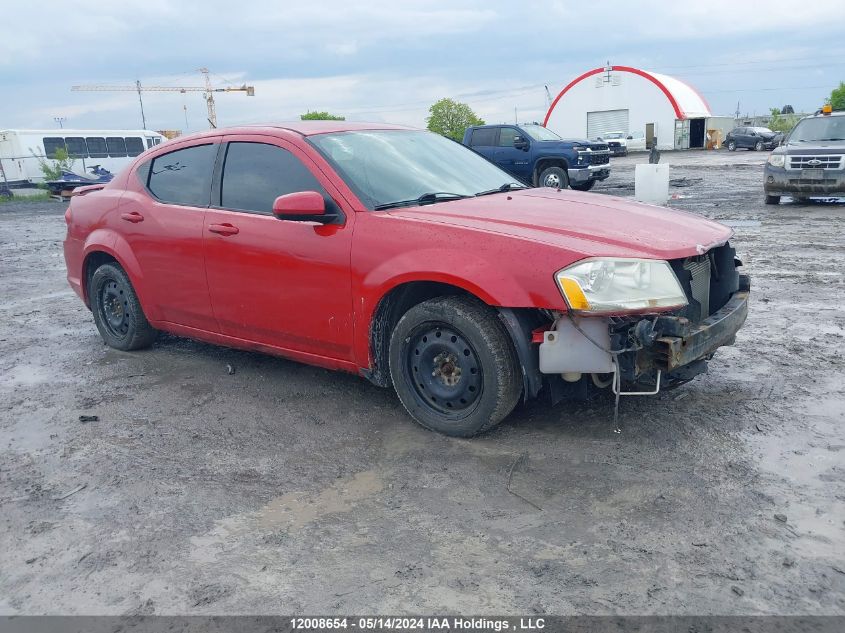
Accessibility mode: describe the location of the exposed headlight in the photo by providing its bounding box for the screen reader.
[767,154,785,167]
[555,258,688,313]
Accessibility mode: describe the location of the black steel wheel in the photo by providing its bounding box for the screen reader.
[388,296,522,437]
[404,324,483,416]
[90,262,158,351]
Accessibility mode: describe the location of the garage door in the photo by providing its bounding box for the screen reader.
[587,109,630,140]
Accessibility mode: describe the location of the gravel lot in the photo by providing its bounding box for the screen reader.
[1,149,843,615]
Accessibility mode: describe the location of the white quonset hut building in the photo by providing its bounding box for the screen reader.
[544,65,731,151]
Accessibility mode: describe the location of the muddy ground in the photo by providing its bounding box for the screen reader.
[1,149,843,615]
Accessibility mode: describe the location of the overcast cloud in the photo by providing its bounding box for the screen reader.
[1,0,844,131]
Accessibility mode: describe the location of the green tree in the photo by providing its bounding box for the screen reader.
[300,111,345,121]
[32,146,75,181]
[830,82,845,111]
[768,108,800,134]
[426,98,484,141]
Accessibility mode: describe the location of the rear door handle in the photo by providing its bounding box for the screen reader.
[120,211,144,223]
[208,223,239,236]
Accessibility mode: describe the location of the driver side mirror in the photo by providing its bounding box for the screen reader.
[626,135,633,140]
[513,136,529,150]
[272,191,333,223]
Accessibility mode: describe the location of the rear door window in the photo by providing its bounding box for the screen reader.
[220,142,327,214]
[470,128,497,147]
[147,143,217,207]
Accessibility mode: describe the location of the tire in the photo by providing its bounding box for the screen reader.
[764,194,781,205]
[90,262,158,351]
[539,166,569,189]
[727,141,736,151]
[570,179,596,192]
[388,296,522,437]
[754,141,764,151]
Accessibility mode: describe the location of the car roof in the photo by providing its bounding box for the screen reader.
[243,121,416,136]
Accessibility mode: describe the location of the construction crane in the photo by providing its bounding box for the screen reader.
[71,68,255,130]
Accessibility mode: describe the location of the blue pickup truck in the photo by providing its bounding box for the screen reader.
[461,123,611,191]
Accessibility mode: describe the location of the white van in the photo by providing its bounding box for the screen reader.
[0,129,167,186]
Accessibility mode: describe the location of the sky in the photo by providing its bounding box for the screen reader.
[1,0,844,133]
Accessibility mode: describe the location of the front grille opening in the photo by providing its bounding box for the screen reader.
[670,243,740,323]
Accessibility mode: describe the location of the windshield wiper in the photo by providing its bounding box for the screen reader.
[475,182,527,197]
[373,192,470,211]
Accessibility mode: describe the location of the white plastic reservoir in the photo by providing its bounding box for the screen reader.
[634,164,670,205]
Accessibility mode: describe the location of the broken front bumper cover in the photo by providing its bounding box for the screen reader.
[538,276,750,386]
[642,287,749,373]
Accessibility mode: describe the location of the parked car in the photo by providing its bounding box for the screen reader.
[725,126,781,151]
[462,123,610,191]
[64,122,750,437]
[596,131,628,156]
[763,107,845,204]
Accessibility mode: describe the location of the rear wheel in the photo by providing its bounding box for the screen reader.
[570,180,596,192]
[90,263,158,351]
[539,166,569,189]
[727,140,736,151]
[388,296,522,437]
[764,194,781,205]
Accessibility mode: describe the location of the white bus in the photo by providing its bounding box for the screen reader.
[0,129,167,186]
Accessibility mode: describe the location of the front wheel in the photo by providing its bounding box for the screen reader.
[388,296,522,437]
[90,262,158,350]
[539,166,569,189]
[727,141,736,151]
[754,141,764,151]
[570,179,596,192]
[764,194,781,205]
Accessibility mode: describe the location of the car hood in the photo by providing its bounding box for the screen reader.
[387,188,732,260]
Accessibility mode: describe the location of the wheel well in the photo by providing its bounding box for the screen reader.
[533,158,569,186]
[82,251,119,305]
[365,281,478,388]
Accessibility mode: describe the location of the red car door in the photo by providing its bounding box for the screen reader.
[118,140,219,331]
[203,135,356,362]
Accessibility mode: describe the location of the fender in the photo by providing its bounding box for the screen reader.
[352,247,536,369]
[81,232,160,321]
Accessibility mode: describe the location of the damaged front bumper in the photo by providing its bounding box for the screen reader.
[536,274,750,396]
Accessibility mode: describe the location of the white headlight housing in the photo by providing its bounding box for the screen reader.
[767,154,785,167]
[555,258,688,314]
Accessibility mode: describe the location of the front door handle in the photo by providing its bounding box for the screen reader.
[208,223,239,236]
[120,211,144,223]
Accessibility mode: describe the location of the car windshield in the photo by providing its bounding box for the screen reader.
[752,127,774,134]
[309,130,523,209]
[521,124,561,141]
[789,116,845,142]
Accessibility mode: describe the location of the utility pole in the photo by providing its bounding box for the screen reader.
[514,107,518,124]
[136,80,147,130]
[53,117,66,128]
[544,85,553,109]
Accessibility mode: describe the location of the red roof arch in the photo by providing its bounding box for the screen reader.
[543,65,688,126]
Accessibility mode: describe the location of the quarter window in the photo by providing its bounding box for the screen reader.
[125,137,144,156]
[86,137,108,158]
[220,142,326,214]
[106,137,127,157]
[147,143,217,207]
[43,137,66,158]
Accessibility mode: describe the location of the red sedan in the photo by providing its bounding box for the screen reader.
[63,122,749,436]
